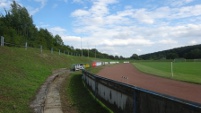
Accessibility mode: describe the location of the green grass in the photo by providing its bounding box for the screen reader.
[64,72,112,113]
[85,66,104,74]
[133,62,201,84]
[0,47,93,113]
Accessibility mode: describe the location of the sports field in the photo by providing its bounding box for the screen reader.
[133,61,201,84]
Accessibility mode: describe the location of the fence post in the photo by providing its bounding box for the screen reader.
[25,42,27,50]
[1,36,4,46]
[59,49,60,55]
[51,47,53,54]
[40,45,42,54]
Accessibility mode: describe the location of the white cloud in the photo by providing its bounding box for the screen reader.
[47,26,83,48]
[73,0,83,4]
[158,39,178,44]
[34,0,47,8]
[36,22,50,29]
[169,5,201,19]
[29,0,47,15]
[69,0,201,57]
[0,0,12,14]
[63,35,81,41]
[71,9,90,17]
[137,49,142,52]
[189,40,197,45]
[133,9,155,24]
[62,35,83,49]
[0,0,11,8]
[169,0,194,7]
[99,38,153,46]
[49,26,67,36]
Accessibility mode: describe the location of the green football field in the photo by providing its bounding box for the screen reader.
[133,61,201,84]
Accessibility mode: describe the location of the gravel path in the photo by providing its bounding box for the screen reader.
[97,63,201,104]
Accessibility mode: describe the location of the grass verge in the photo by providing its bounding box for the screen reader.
[61,71,112,113]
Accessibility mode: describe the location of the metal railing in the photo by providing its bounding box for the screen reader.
[82,70,201,113]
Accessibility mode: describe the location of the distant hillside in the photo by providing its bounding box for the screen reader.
[139,44,201,60]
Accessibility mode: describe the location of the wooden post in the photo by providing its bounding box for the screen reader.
[1,36,4,46]
[40,45,42,54]
[25,42,27,50]
[51,47,53,54]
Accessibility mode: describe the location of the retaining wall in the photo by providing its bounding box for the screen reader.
[82,70,201,113]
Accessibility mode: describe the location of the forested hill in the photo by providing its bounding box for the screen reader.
[0,1,123,60]
[139,44,201,60]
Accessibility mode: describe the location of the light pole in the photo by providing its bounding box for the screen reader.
[87,42,89,58]
[95,45,96,59]
[81,37,83,57]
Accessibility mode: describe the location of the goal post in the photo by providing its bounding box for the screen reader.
[171,62,174,78]
[173,58,186,62]
[194,59,201,62]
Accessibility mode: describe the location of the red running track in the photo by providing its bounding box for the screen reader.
[97,63,201,104]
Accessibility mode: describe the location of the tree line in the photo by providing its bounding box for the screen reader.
[139,44,201,60]
[0,1,126,60]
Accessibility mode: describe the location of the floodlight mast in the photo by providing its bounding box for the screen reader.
[81,37,83,57]
[87,42,89,58]
[95,45,96,59]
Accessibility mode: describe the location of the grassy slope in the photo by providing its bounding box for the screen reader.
[0,47,93,113]
[133,62,201,84]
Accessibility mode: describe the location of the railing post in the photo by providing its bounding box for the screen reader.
[133,90,138,113]
[95,77,98,97]
[1,36,4,46]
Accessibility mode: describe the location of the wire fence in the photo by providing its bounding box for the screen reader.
[0,36,84,57]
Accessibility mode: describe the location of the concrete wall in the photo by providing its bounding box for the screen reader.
[82,70,201,113]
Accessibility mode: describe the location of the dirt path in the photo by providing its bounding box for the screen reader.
[30,68,69,113]
[97,63,201,104]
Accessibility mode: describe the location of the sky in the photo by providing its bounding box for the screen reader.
[1,0,201,57]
